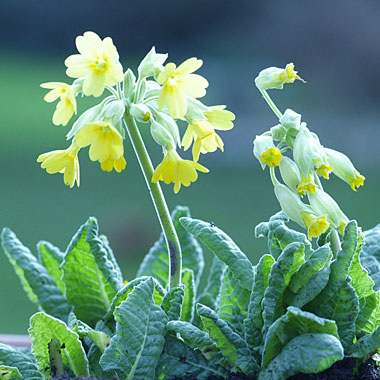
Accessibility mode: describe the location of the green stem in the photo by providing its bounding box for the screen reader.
[330,229,341,257]
[261,89,283,119]
[123,114,182,288]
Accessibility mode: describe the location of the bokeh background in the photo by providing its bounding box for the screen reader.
[0,0,379,333]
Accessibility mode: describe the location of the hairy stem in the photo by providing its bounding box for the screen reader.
[260,89,283,119]
[123,114,182,288]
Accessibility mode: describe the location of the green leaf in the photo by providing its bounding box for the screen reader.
[37,241,65,295]
[0,366,21,380]
[29,312,89,378]
[255,212,312,259]
[350,323,380,359]
[157,335,228,380]
[180,217,254,291]
[104,276,165,321]
[197,304,259,374]
[197,255,226,310]
[218,268,250,337]
[244,254,275,356]
[360,223,380,290]
[0,344,42,380]
[356,290,380,334]
[262,242,305,337]
[137,206,204,288]
[161,284,184,321]
[62,217,123,326]
[100,278,168,380]
[258,333,344,380]
[87,344,113,380]
[181,269,196,323]
[166,321,227,367]
[99,234,124,286]
[262,306,339,369]
[1,228,71,322]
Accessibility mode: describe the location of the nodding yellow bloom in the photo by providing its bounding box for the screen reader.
[297,172,317,196]
[182,106,235,161]
[157,57,209,119]
[37,144,80,188]
[300,211,330,240]
[65,31,123,97]
[280,63,304,84]
[316,163,333,179]
[348,174,365,191]
[75,121,125,169]
[124,280,129,286]
[41,82,77,126]
[261,148,282,167]
[100,156,126,173]
[152,148,209,193]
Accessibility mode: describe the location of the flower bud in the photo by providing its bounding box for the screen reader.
[129,103,152,123]
[150,120,176,149]
[325,148,365,191]
[101,99,125,124]
[255,63,304,91]
[253,135,282,169]
[154,111,181,146]
[308,189,349,234]
[123,69,136,98]
[138,46,168,79]
[185,97,209,122]
[279,156,301,192]
[280,108,301,130]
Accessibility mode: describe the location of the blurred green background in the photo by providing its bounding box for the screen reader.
[1,0,380,333]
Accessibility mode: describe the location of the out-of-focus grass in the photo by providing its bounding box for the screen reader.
[0,53,378,333]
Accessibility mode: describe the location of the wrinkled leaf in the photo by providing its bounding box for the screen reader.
[181,269,196,323]
[0,366,21,380]
[161,284,184,321]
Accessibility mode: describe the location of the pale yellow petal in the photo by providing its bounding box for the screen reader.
[76,31,102,58]
[181,74,208,98]
[192,139,202,161]
[105,62,124,85]
[165,88,187,119]
[102,37,119,62]
[157,63,176,84]
[205,108,235,130]
[181,126,195,150]
[83,72,106,97]
[176,58,203,75]
[65,55,92,78]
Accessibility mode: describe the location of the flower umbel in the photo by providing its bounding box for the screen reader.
[152,148,209,193]
[65,31,123,97]
[157,57,209,119]
[75,121,125,171]
[37,144,80,188]
[40,82,77,126]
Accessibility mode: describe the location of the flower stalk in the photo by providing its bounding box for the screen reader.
[123,114,182,288]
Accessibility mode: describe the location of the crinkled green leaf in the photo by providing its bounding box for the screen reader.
[255,212,312,259]
[62,217,123,326]
[29,312,89,378]
[218,268,250,337]
[356,290,380,334]
[180,218,254,291]
[350,323,380,358]
[197,255,226,310]
[1,228,71,322]
[262,242,305,337]
[197,304,259,374]
[157,335,228,380]
[99,234,124,286]
[258,333,344,380]
[181,269,196,322]
[166,321,227,367]
[262,306,339,369]
[37,241,65,295]
[100,278,168,380]
[244,254,275,356]
[161,284,184,321]
[360,223,380,290]
[104,276,165,321]
[0,344,42,380]
[0,366,21,380]
[137,206,204,288]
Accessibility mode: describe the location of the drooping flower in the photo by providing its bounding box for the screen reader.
[152,148,209,193]
[300,211,330,240]
[296,172,317,196]
[100,156,127,173]
[253,135,282,169]
[74,121,125,169]
[157,57,209,119]
[261,148,282,168]
[37,144,80,188]
[65,31,123,97]
[40,82,77,126]
[182,106,235,161]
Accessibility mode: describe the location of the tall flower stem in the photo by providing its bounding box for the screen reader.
[260,89,283,119]
[123,113,182,288]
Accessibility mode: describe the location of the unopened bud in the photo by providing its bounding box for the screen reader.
[279,156,301,192]
[130,103,152,123]
[138,46,168,79]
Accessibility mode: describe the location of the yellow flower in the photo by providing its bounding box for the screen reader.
[75,121,125,166]
[279,63,304,83]
[300,211,330,240]
[315,163,333,179]
[37,144,80,188]
[40,82,77,126]
[182,106,235,161]
[157,57,209,119]
[347,174,365,191]
[100,156,127,173]
[65,31,123,97]
[260,148,282,168]
[152,148,209,193]
[296,172,317,196]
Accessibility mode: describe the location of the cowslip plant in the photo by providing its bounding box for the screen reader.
[1,57,379,380]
